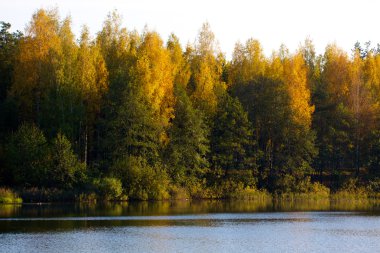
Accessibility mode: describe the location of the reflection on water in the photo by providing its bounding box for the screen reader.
[1,200,380,253]
[2,198,380,218]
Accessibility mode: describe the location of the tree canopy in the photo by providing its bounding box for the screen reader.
[1,8,380,200]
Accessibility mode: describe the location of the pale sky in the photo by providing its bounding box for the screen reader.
[1,0,379,59]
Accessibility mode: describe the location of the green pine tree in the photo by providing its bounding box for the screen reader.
[210,93,258,173]
[5,123,50,186]
[165,84,209,185]
[108,86,161,166]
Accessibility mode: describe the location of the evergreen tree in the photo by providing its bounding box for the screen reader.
[108,86,161,166]
[210,93,257,173]
[165,85,209,185]
[5,123,50,186]
[0,22,22,136]
[233,76,316,192]
[313,44,353,176]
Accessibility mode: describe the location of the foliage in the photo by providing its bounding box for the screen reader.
[189,22,224,115]
[367,178,380,193]
[229,39,266,85]
[0,22,22,136]
[210,93,258,173]
[10,9,62,123]
[165,84,209,186]
[168,185,190,200]
[111,156,170,200]
[0,188,22,203]
[130,30,174,128]
[5,123,50,186]
[50,133,86,189]
[232,76,316,193]
[94,177,124,200]
[107,87,162,165]
[333,178,368,199]
[3,8,380,201]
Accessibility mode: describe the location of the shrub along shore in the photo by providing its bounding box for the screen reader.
[2,177,380,203]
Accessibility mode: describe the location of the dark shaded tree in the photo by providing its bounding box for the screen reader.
[5,124,50,186]
[165,85,209,185]
[210,93,258,173]
[49,133,86,189]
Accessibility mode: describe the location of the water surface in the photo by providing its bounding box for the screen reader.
[1,200,380,253]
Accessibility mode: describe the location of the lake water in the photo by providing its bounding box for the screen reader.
[1,200,380,253]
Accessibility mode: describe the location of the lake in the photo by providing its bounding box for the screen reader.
[1,200,380,253]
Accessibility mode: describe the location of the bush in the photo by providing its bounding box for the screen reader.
[367,178,380,197]
[50,133,86,189]
[188,178,216,199]
[309,182,330,198]
[333,178,368,199]
[272,176,330,199]
[169,185,190,200]
[272,174,296,194]
[111,156,170,200]
[297,177,330,198]
[94,177,124,201]
[226,183,271,200]
[0,188,22,203]
[76,192,97,203]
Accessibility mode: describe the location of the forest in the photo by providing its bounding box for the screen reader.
[1,8,380,202]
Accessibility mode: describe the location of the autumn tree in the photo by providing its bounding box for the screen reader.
[11,9,62,124]
[7,6,380,197]
[167,34,191,88]
[282,52,314,128]
[76,26,108,163]
[39,16,81,141]
[188,23,224,116]
[96,10,134,105]
[351,48,380,175]
[229,39,266,86]
[313,44,353,176]
[129,30,174,130]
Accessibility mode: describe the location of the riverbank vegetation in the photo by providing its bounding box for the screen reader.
[0,188,22,203]
[2,8,380,202]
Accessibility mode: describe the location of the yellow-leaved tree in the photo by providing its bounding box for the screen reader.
[283,52,314,128]
[229,39,267,85]
[322,44,351,103]
[11,8,62,122]
[130,30,174,129]
[76,26,108,163]
[167,34,191,89]
[189,23,224,115]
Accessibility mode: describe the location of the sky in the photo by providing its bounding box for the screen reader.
[2,0,380,59]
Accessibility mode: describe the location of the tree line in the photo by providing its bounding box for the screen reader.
[1,8,380,200]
